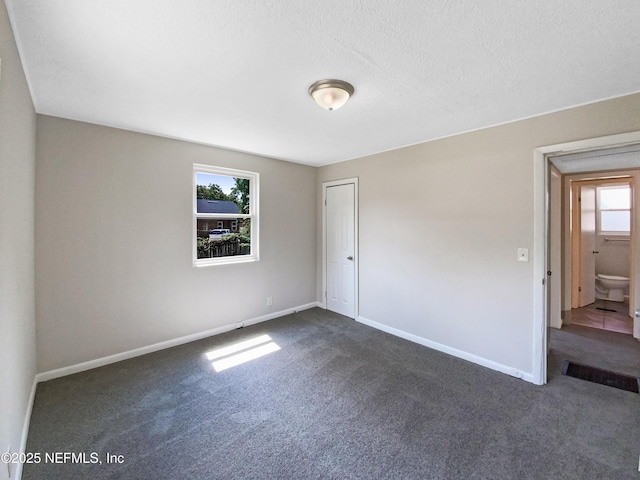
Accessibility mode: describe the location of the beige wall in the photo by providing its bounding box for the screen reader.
[36,116,317,372]
[318,93,640,378]
[0,0,37,475]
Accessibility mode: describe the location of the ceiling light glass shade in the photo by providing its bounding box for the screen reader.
[308,79,354,111]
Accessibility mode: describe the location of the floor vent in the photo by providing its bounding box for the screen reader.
[562,361,639,393]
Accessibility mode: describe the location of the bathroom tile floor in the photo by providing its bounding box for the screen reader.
[571,299,633,335]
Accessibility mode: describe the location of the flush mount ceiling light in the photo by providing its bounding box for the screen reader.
[308,79,354,111]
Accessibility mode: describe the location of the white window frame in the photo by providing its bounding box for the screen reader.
[596,184,631,236]
[193,164,259,266]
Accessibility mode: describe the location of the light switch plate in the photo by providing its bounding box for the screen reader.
[518,248,529,262]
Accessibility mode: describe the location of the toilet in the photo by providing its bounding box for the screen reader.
[595,274,630,302]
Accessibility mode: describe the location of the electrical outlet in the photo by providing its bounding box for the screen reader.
[266,296,273,306]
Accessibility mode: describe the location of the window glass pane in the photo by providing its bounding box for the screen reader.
[599,186,630,210]
[196,218,251,259]
[600,211,630,232]
[196,173,250,214]
[193,165,257,266]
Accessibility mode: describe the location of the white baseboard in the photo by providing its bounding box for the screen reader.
[36,302,320,383]
[15,377,38,480]
[357,315,534,384]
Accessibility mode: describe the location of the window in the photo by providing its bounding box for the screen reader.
[597,185,631,235]
[193,164,259,266]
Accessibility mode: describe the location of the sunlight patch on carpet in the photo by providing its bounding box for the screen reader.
[205,334,280,372]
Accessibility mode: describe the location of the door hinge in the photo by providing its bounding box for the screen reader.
[578,286,582,292]
[542,278,545,286]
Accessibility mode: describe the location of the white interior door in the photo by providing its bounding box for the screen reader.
[326,184,355,318]
[579,186,597,307]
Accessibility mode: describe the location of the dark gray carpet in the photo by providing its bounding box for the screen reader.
[548,322,640,379]
[24,309,640,479]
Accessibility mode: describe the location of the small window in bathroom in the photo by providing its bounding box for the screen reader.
[597,185,631,235]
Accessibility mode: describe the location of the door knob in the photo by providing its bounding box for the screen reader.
[592,250,599,254]
[347,256,354,260]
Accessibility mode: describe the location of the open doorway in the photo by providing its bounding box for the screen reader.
[533,133,640,386]
[545,147,640,384]
[569,177,634,335]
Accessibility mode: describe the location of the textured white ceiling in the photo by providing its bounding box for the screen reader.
[6,0,640,166]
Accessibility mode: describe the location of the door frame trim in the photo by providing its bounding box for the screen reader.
[322,177,359,319]
[533,131,640,385]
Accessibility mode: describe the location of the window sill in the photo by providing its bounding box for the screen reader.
[194,255,259,267]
